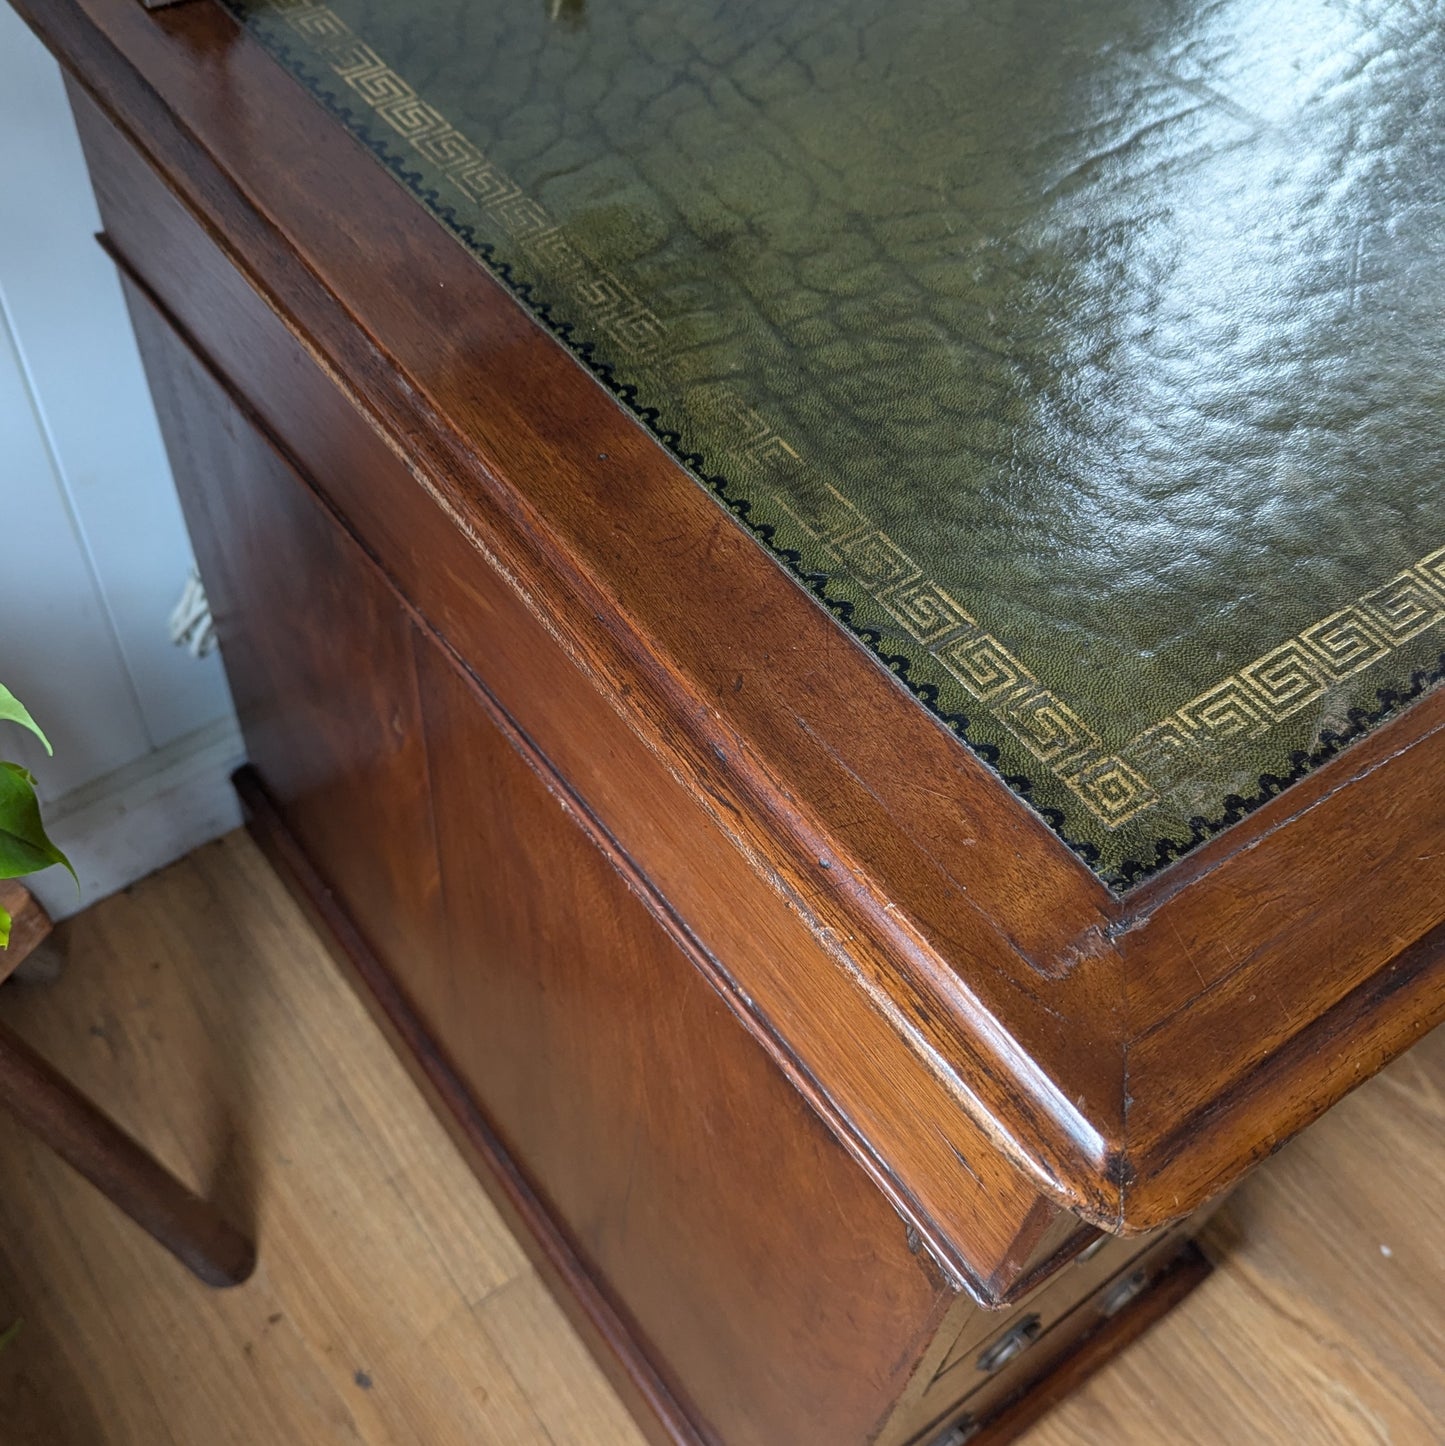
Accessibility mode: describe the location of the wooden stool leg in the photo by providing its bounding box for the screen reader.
[0,1017,256,1288]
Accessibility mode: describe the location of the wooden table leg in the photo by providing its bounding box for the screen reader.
[0,1016,256,1288]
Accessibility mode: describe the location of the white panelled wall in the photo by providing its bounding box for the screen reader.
[0,8,242,918]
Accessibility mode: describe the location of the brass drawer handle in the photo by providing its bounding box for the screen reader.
[975,1313,1043,1374]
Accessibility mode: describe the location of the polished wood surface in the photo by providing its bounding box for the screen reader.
[115,180,1243,1434]
[242,746,1220,1446]
[119,240,1216,1441]
[0,837,1441,1445]
[82,86,1080,1291]
[233,766,698,1446]
[412,649,952,1445]
[122,249,973,1443]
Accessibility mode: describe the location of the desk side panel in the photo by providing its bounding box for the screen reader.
[415,639,952,1446]
[120,263,445,983]
[121,258,955,1446]
[70,76,1096,1268]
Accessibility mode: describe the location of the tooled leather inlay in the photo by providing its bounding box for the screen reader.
[225,0,1445,886]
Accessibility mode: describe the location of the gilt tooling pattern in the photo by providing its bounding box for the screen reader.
[226,0,1445,885]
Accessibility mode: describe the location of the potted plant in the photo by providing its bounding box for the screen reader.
[0,682,74,948]
[0,680,75,1351]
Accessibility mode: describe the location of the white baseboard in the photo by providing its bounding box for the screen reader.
[28,714,246,920]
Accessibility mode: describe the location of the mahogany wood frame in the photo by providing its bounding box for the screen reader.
[15,0,1445,1297]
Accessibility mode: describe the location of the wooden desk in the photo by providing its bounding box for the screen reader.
[16,0,1443,1440]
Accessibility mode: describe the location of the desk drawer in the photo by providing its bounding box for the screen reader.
[904,1231,1207,1446]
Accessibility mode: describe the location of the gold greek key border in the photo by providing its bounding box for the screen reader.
[273,0,667,351]
[707,387,1159,825]
[1125,549,1445,795]
[264,0,1445,831]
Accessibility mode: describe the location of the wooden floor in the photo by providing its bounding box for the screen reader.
[0,834,1440,1446]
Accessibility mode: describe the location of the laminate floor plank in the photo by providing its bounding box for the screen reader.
[474,1273,647,1446]
[0,835,552,1446]
[0,832,1438,1446]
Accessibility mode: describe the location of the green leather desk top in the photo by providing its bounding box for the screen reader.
[227,0,1445,886]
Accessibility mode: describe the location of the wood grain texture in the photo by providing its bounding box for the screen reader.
[125,240,977,1444]
[115,253,1213,1443]
[0,838,1440,1445]
[0,834,602,1446]
[122,267,448,994]
[240,752,1210,1446]
[411,645,954,1446]
[81,86,1115,1277]
[11,4,1442,1434]
[232,767,700,1446]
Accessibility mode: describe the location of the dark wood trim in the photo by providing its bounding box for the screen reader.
[1119,682,1445,1029]
[1122,915,1445,1224]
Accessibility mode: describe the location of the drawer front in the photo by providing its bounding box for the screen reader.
[875,1218,1198,1446]
[902,1231,1205,1446]
[923,1225,1183,1406]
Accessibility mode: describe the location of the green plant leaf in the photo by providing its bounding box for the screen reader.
[0,903,9,950]
[0,760,75,888]
[0,683,52,756]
